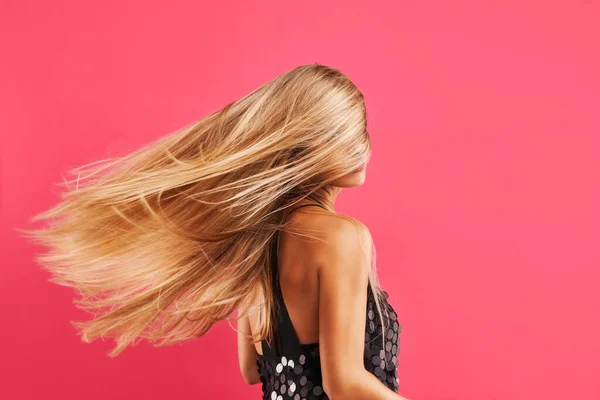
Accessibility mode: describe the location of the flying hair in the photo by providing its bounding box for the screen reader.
[17,63,392,360]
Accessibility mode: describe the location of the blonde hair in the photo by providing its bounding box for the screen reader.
[17,63,392,359]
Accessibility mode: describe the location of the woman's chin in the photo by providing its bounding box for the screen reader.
[331,170,366,188]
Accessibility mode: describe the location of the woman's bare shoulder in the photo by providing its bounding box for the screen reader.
[289,209,372,266]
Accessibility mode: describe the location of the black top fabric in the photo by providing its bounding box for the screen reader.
[256,203,402,399]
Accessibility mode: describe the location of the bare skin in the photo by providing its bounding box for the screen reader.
[237,165,410,399]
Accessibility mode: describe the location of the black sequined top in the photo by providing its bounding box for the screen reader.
[255,203,402,400]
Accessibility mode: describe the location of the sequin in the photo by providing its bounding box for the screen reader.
[256,285,402,399]
[360,288,402,393]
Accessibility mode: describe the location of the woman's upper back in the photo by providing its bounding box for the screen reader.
[255,203,401,399]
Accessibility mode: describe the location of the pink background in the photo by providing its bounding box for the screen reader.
[2,1,599,399]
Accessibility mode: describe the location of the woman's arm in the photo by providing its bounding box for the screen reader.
[317,218,409,400]
[236,306,261,385]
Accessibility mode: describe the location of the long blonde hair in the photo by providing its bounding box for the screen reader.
[17,63,391,358]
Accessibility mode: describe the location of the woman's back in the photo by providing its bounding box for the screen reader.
[252,203,401,399]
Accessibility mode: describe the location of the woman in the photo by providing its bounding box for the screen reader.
[20,64,406,399]
[240,193,406,400]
